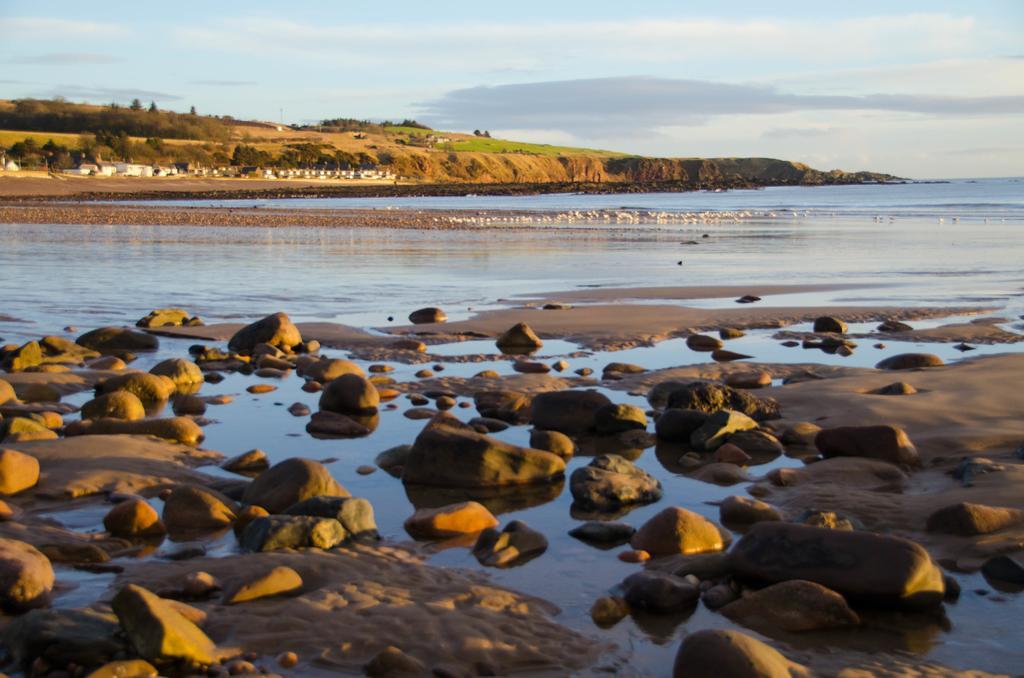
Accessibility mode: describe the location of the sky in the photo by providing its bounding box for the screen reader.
[1,1,1022,178]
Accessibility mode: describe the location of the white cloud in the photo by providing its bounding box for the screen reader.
[0,17,125,39]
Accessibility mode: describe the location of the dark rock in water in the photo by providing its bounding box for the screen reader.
[815,424,919,467]
[472,520,548,567]
[954,342,976,352]
[222,448,269,474]
[306,410,373,438]
[77,327,159,353]
[690,409,758,451]
[319,373,380,415]
[593,403,647,434]
[162,485,238,533]
[408,307,447,324]
[569,521,635,545]
[813,316,848,334]
[728,522,945,608]
[602,361,646,376]
[570,455,662,511]
[374,444,411,476]
[655,408,709,442]
[621,571,699,612]
[228,312,302,354]
[495,322,543,354]
[241,458,348,513]
[875,353,944,370]
[719,327,746,339]
[474,389,532,424]
[712,349,753,362]
[877,319,913,332]
[672,629,806,678]
[719,495,782,525]
[1,608,125,670]
[781,340,800,347]
[284,496,378,541]
[951,456,1005,487]
[686,334,723,351]
[981,555,1024,585]
[530,390,613,435]
[720,580,860,633]
[529,429,575,458]
[702,583,739,610]
[239,515,347,551]
[926,502,1023,536]
[543,302,572,310]
[661,382,780,420]
[735,295,761,304]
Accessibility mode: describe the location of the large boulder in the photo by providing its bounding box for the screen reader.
[530,390,613,435]
[0,448,40,495]
[402,421,565,488]
[593,403,647,434]
[661,382,780,420]
[2,341,43,372]
[242,458,347,513]
[303,358,363,383]
[163,485,239,532]
[95,373,174,402]
[284,496,378,540]
[926,502,1024,535]
[149,359,204,389]
[474,390,532,423]
[81,391,146,421]
[815,425,919,467]
[409,307,447,324]
[66,417,204,446]
[621,571,699,612]
[0,538,55,611]
[690,410,758,451]
[813,316,848,333]
[239,515,347,551]
[655,408,709,442]
[875,353,944,370]
[228,312,302,354]
[720,580,860,633]
[111,584,217,666]
[686,334,723,351]
[630,507,727,557]
[1,608,125,671]
[319,373,380,415]
[77,327,159,353]
[103,498,166,538]
[672,629,808,678]
[495,322,543,353]
[569,454,662,511]
[728,522,945,608]
[404,501,499,539]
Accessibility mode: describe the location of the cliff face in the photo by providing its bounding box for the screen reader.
[382,151,896,186]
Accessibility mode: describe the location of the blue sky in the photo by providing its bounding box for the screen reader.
[1,1,1022,177]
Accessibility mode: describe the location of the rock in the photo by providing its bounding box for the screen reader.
[569,454,662,511]
[248,383,276,394]
[926,502,1024,535]
[813,316,848,333]
[714,443,752,465]
[306,410,372,437]
[719,496,781,525]
[232,505,268,537]
[287,401,311,417]
[630,507,726,557]
[672,629,807,678]
[877,319,913,332]
[0,538,55,611]
[495,322,543,353]
[728,522,945,608]
[2,608,125,670]
[402,420,565,488]
[111,583,217,665]
[712,349,753,362]
[603,362,646,376]
[172,394,206,416]
[590,596,629,627]
[472,520,548,567]
[725,371,772,389]
[77,327,158,353]
[149,358,204,389]
[721,580,860,633]
[621,571,699,612]
[223,566,303,604]
[512,360,549,374]
[780,422,821,446]
[2,341,43,371]
[2,417,58,443]
[529,429,575,458]
[375,444,411,476]
[569,521,635,545]
[655,408,709,442]
[529,390,612,435]
[242,458,347,513]
[86,659,159,678]
[686,334,723,351]
[66,417,204,446]
[469,416,509,433]
[796,510,858,531]
[302,358,363,383]
[690,409,758,451]
[277,652,299,669]
[474,390,532,423]
[163,485,238,532]
[318,373,380,415]
[228,312,302,354]
[404,501,499,538]
[872,381,918,395]
[391,338,427,352]
[661,382,780,420]
[876,353,944,370]
[409,307,447,324]
[95,372,174,402]
[815,424,919,467]
[89,355,127,371]
[136,308,193,328]
[284,496,378,540]
[221,449,269,474]
[689,462,752,486]
[104,498,165,538]
[365,646,427,676]
[736,295,761,304]
[0,448,39,495]
[0,377,15,405]
[239,515,347,551]
[593,403,647,434]
[981,555,1024,585]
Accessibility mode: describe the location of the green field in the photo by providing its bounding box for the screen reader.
[442,136,625,157]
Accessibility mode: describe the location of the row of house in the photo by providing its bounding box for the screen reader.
[63,162,180,177]
[61,161,396,181]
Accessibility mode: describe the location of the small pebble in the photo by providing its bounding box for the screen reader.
[356,465,376,475]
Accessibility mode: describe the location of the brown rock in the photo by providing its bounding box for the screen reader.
[409,307,447,324]
[241,458,348,513]
[319,373,380,415]
[875,353,944,370]
[495,322,543,353]
[725,371,772,389]
[223,566,303,604]
[926,502,1024,536]
[0,537,55,611]
[404,501,499,538]
[686,334,723,351]
[104,498,165,538]
[713,443,752,465]
[815,424,919,467]
[672,629,808,678]
[0,448,40,495]
[529,429,575,459]
[163,485,238,532]
[719,496,781,525]
[630,507,726,557]
[228,312,302,354]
